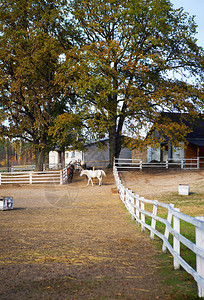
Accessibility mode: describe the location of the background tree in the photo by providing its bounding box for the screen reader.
[48,112,84,164]
[64,0,204,165]
[0,0,78,170]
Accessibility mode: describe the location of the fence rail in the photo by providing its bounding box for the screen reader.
[113,162,204,298]
[115,157,202,169]
[0,170,63,185]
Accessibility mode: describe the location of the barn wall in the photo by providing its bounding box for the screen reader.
[147,144,186,162]
[172,145,185,161]
[132,148,147,162]
[83,144,109,167]
[185,143,197,158]
[49,151,59,167]
[120,147,132,159]
[151,147,161,161]
[64,150,82,165]
[199,146,204,167]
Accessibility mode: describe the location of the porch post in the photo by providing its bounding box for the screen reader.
[197,147,200,169]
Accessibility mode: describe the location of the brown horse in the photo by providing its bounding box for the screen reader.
[67,164,75,183]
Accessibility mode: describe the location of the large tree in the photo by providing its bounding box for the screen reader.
[62,0,204,165]
[0,0,78,170]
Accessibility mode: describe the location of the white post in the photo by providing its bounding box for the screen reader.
[173,208,180,270]
[162,203,174,253]
[140,197,145,232]
[0,173,1,185]
[195,216,204,298]
[129,191,135,220]
[133,195,136,221]
[121,186,124,203]
[166,160,168,169]
[60,170,63,185]
[140,160,142,170]
[135,195,140,226]
[150,201,158,240]
[29,172,32,184]
[197,157,200,169]
[125,189,130,215]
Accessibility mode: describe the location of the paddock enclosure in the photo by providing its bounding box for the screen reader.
[0,169,203,299]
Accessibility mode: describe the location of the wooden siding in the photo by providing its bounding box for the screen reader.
[185,143,197,159]
[132,148,147,162]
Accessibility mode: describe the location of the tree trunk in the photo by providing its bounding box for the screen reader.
[108,126,122,167]
[44,151,49,170]
[35,149,45,171]
[115,132,122,158]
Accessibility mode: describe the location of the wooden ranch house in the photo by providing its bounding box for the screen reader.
[145,113,204,167]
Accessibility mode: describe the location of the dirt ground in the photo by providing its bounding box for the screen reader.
[0,169,203,299]
[120,168,204,215]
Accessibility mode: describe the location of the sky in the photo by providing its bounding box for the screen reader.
[171,0,204,47]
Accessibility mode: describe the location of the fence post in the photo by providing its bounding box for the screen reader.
[197,157,200,169]
[195,216,204,298]
[181,160,184,169]
[29,172,32,184]
[126,189,132,216]
[0,173,1,185]
[166,160,168,169]
[162,203,174,253]
[60,170,63,185]
[140,160,142,170]
[120,186,125,203]
[140,197,145,232]
[173,208,180,270]
[133,195,136,221]
[129,191,135,220]
[150,201,158,240]
[135,195,140,226]
[125,189,130,215]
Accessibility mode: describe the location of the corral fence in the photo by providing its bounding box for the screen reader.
[0,170,64,185]
[115,157,203,170]
[0,161,107,185]
[113,161,204,298]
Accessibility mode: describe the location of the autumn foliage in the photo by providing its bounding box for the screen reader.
[0,0,204,168]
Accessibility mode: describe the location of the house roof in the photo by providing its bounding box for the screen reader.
[159,112,204,146]
[187,139,204,146]
[186,119,204,139]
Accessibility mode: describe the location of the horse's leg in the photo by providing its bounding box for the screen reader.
[87,177,90,186]
[91,178,94,186]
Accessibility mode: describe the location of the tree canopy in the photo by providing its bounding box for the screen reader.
[60,0,204,164]
[0,0,78,170]
[1,0,204,168]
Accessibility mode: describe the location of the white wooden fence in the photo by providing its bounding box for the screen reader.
[115,158,201,169]
[113,163,204,298]
[0,170,64,185]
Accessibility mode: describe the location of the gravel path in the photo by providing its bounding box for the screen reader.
[0,171,167,299]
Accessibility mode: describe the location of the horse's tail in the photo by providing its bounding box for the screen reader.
[101,170,106,177]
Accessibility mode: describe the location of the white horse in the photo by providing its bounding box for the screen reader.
[80,169,106,186]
